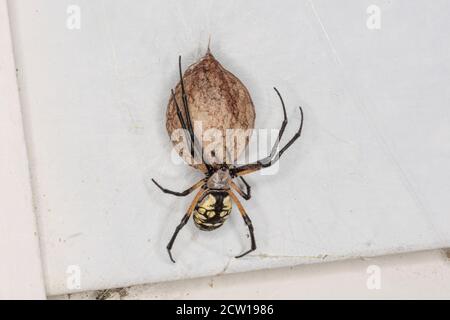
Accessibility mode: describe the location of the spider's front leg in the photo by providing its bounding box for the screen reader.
[232,102,304,176]
[174,56,213,174]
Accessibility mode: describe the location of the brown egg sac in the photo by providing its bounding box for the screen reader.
[166,51,256,171]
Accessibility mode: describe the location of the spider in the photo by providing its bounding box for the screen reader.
[152,56,304,263]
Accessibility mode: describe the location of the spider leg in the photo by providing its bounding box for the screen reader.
[152,178,205,197]
[167,189,205,263]
[228,190,256,258]
[275,106,304,161]
[178,56,195,160]
[238,177,251,200]
[171,89,191,156]
[256,87,288,166]
[223,139,251,197]
[230,179,251,200]
[232,105,304,176]
[173,57,213,173]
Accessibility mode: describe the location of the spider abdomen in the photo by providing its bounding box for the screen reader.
[193,191,232,231]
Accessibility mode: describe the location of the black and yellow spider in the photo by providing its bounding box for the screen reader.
[152,57,304,263]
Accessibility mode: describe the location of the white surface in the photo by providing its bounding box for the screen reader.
[55,249,450,299]
[0,0,46,300]
[7,0,450,295]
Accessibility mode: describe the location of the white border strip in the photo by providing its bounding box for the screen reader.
[0,0,46,299]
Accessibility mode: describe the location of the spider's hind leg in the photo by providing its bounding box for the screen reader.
[166,189,205,263]
[228,190,256,258]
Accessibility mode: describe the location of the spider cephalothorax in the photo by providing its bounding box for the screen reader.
[152,52,304,263]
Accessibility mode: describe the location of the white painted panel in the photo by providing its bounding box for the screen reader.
[7,0,449,294]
